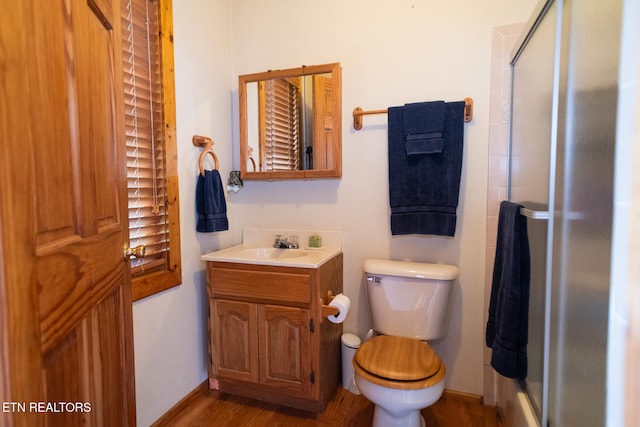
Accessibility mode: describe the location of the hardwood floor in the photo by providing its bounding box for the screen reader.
[154,384,500,427]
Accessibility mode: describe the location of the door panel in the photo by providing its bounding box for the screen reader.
[77,0,119,232]
[41,288,127,425]
[258,305,311,394]
[37,245,122,352]
[31,0,78,247]
[1,0,135,424]
[211,299,259,383]
[42,329,90,426]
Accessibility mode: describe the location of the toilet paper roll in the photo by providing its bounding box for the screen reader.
[327,293,351,324]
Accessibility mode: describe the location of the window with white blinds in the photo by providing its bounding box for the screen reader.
[121,0,181,299]
[261,78,301,171]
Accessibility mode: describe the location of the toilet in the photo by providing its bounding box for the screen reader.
[353,259,458,427]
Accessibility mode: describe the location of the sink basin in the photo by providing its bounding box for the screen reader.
[237,248,309,260]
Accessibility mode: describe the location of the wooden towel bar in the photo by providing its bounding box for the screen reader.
[352,97,474,130]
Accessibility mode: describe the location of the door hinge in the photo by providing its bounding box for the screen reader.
[310,371,315,384]
[309,318,315,333]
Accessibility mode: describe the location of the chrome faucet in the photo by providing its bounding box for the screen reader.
[273,234,299,249]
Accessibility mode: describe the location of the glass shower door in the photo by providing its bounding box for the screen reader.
[509,0,559,421]
[511,0,623,425]
[548,0,621,425]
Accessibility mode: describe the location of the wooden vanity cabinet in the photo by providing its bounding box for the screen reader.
[206,253,343,413]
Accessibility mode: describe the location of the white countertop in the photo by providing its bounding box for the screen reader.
[201,228,342,268]
[201,244,341,268]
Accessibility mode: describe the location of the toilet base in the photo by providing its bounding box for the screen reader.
[355,373,444,427]
[373,405,425,427]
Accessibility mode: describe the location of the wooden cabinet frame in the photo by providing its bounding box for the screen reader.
[206,254,343,412]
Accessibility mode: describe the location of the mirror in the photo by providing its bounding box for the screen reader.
[239,62,342,180]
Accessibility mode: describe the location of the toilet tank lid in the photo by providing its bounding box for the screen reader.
[364,259,459,280]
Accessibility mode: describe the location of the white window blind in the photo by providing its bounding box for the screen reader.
[121,0,168,274]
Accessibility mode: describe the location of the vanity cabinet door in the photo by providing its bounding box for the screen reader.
[258,304,312,395]
[211,299,259,383]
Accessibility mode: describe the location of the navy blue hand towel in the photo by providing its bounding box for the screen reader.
[486,201,530,379]
[404,101,445,155]
[388,101,465,236]
[405,134,444,156]
[196,170,229,232]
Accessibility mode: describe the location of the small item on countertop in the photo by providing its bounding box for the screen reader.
[308,234,322,248]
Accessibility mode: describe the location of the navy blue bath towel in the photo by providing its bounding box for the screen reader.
[196,170,229,232]
[388,101,465,236]
[486,201,530,379]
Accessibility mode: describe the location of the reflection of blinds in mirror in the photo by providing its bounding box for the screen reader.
[261,79,301,171]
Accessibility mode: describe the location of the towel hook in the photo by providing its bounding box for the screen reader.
[192,135,220,176]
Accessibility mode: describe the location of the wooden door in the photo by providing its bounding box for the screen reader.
[312,74,336,170]
[211,300,259,383]
[0,0,135,426]
[258,305,312,395]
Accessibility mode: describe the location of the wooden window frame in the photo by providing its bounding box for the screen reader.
[124,0,181,301]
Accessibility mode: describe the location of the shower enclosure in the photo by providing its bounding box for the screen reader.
[508,0,622,425]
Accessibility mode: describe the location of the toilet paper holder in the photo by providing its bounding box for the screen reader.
[321,290,340,318]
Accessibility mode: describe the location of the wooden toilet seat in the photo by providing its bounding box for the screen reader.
[353,335,446,390]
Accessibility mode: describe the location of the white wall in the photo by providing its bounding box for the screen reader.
[132,0,537,425]
[609,0,639,424]
[132,1,237,426]
[229,0,537,396]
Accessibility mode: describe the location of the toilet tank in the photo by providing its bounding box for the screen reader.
[363,259,459,341]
